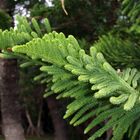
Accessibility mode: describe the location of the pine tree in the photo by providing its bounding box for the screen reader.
[1,0,140,139]
[0,15,50,140]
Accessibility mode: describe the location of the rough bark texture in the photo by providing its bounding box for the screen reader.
[47,96,69,140]
[0,59,25,140]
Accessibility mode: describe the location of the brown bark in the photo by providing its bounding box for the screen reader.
[47,96,69,140]
[0,0,7,10]
[0,59,25,140]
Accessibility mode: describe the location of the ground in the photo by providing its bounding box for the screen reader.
[0,136,54,140]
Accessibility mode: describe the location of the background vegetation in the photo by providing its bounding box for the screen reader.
[1,0,139,140]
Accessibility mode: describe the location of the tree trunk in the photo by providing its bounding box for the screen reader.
[47,96,69,140]
[0,0,7,10]
[0,59,25,140]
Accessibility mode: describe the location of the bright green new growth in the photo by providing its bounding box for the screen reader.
[1,0,140,139]
[0,15,52,65]
[11,0,140,139]
[0,15,51,51]
[12,32,140,110]
[12,32,140,140]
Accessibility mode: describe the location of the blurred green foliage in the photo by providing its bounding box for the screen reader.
[28,0,121,51]
[0,10,12,29]
[44,0,120,41]
[0,0,120,42]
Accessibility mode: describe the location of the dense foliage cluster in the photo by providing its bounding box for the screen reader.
[0,0,140,140]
